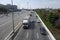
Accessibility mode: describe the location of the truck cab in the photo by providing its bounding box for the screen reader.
[23,16,31,29]
[23,19,29,29]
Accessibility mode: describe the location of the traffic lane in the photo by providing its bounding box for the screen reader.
[0,11,24,29]
[14,22,35,40]
[14,22,41,40]
[0,12,19,21]
[0,22,13,40]
[0,12,21,25]
[0,12,13,25]
[26,22,49,40]
[0,12,22,25]
[14,11,34,40]
[29,22,40,40]
[28,11,49,40]
[14,11,37,40]
[35,22,49,40]
[14,11,49,40]
[33,11,49,40]
[27,22,36,40]
[22,11,49,40]
[14,11,30,27]
[14,26,28,40]
[0,11,25,31]
[0,13,20,31]
[0,11,29,33]
[3,12,27,40]
[0,12,28,40]
[0,19,19,40]
[0,15,12,25]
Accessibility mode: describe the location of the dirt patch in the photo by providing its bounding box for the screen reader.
[49,27,60,40]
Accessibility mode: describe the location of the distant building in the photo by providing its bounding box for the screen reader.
[6,4,17,11]
[0,4,5,8]
[0,4,17,11]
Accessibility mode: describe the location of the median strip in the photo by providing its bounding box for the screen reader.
[4,22,22,40]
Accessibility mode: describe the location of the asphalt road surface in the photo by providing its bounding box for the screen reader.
[0,10,31,40]
[14,11,49,40]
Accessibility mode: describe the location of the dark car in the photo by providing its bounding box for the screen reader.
[23,26,28,29]
[40,27,47,35]
[30,14,32,16]
[36,16,37,18]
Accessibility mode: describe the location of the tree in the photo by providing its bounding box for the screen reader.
[48,12,59,25]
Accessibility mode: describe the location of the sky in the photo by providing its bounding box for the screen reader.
[0,0,60,9]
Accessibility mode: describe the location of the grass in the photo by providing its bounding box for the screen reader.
[35,10,60,40]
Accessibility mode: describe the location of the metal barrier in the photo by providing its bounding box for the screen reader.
[4,22,22,40]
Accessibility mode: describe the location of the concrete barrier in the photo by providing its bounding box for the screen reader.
[35,12,56,40]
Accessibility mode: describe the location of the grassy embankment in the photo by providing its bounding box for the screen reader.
[35,10,60,40]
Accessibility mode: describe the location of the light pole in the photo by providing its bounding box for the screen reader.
[11,0,15,33]
[27,0,29,9]
[30,4,31,9]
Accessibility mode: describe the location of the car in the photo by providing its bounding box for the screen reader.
[37,19,41,23]
[31,11,34,13]
[23,26,29,29]
[40,27,47,35]
[30,14,32,16]
[36,16,38,18]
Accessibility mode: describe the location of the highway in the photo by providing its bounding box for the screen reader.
[0,10,30,40]
[14,11,49,40]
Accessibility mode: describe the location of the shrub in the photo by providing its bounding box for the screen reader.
[48,12,59,25]
[55,19,60,29]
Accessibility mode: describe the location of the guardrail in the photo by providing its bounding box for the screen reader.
[4,22,22,40]
[35,11,56,40]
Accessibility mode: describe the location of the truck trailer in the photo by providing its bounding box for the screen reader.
[23,15,31,29]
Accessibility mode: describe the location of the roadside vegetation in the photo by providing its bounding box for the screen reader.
[35,9,60,40]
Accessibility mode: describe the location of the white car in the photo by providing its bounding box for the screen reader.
[36,19,41,23]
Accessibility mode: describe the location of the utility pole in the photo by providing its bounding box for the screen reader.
[11,0,15,33]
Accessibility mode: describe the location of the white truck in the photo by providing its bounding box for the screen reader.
[23,15,31,29]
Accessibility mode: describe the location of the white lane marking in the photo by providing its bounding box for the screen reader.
[14,25,23,40]
[0,13,23,27]
[26,32,29,38]
[35,12,56,40]
[0,17,18,27]
[4,12,30,40]
[4,22,22,40]
[14,22,22,32]
[4,31,13,40]
[2,19,20,33]
[2,25,12,33]
[37,33,39,39]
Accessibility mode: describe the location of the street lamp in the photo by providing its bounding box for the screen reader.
[27,0,29,9]
[11,0,15,33]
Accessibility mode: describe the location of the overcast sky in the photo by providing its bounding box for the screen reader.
[0,0,60,9]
